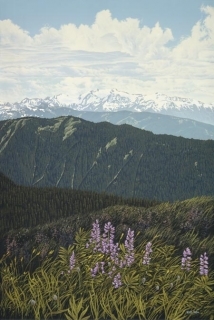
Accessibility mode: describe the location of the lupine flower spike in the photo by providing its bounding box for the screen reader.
[101,222,116,254]
[181,247,192,271]
[91,262,99,277]
[124,228,135,267]
[200,252,208,276]
[143,242,152,265]
[112,273,122,288]
[86,219,101,252]
[69,251,75,270]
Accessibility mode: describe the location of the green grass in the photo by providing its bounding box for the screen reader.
[1,222,214,320]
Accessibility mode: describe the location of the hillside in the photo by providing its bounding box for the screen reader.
[2,99,214,140]
[0,171,155,237]
[1,172,214,319]
[2,192,214,271]
[2,194,214,320]
[58,110,214,140]
[0,116,214,201]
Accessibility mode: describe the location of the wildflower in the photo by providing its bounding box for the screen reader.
[119,259,125,268]
[101,221,116,254]
[29,299,36,306]
[124,228,135,267]
[125,228,134,251]
[112,273,122,288]
[110,242,120,264]
[156,285,159,291]
[86,219,101,252]
[86,220,121,264]
[181,247,192,271]
[69,251,75,270]
[91,262,99,277]
[142,277,146,284]
[143,242,152,265]
[200,252,208,276]
[52,294,58,301]
[100,261,105,274]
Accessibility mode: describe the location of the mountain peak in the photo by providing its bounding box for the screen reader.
[0,89,214,125]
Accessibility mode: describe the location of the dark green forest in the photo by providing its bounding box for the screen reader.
[0,171,158,257]
[1,116,214,201]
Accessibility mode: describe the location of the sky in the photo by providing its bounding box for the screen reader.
[0,0,214,104]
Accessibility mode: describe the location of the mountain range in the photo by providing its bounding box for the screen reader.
[1,89,214,140]
[0,115,214,201]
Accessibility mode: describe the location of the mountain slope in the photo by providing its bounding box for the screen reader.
[1,89,214,127]
[0,116,214,201]
[0,171,155,237]
[66,110,214,140]
[2,195,214,272]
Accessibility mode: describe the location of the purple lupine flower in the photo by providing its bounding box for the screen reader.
[125,229,134,252]
[91,262,99,277]
[104,222,115,234]
[124,228,135,267]
[119,258,125,267]
[112,273,122,288]
[86,219,101,252]
[126,252,135,266]
[100,233,109,254]
[143,242,152,265]
[181,247,192,271]
[110,242,120,264]
[69,251,75,270]
[101,222,115,254]
[200,252,208,276]
[100,261,105,274]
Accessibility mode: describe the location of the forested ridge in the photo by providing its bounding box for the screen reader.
[0,116,214,201]
[0,171,157,236]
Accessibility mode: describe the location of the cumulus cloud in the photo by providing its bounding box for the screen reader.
[172,6,214,60]
[0,7,214,103]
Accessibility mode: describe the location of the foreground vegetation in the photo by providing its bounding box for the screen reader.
[1,173,214,319]
[3,196,214,272]
[1,220,214,320]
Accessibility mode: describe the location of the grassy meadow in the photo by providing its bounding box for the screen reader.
[1,196,214,319]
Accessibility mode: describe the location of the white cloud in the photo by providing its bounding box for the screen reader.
[0,7,214,103]
[0,19,32,46]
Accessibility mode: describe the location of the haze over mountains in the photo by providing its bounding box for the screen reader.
[1,89,214,140]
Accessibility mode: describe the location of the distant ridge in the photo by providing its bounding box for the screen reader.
[1,89,214,127]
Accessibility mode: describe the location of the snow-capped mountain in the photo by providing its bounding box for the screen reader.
[1,89,214,125]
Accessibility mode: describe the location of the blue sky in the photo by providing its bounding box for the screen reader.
[0,0,214,103]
